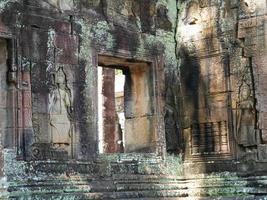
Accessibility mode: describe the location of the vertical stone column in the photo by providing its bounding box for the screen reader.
[124,64,155,153]
[102,68,117,153]
[21,65,33,159]
[0,39,7,176]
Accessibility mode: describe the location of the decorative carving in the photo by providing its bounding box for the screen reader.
[240,0,256,15]
[48,67,73,155]
[21,57,31,71]
[7,39,17,84]
[236,84,257,147]
[183,1,201,25]
[31,143,68,160]
[191,121,229,155]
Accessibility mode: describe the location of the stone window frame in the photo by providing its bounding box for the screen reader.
[93,52,166,158]
[0,33,20,155]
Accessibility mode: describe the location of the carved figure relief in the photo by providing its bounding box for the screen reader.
[236,84,257,147]
[49,67,73,154]
[240,0,256,14]
[183,1,201,25]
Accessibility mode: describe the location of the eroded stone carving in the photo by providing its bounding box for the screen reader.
[183,1,201,25]
[236,84,257,147]
[240,0,256,15]
[191,121,229,155]
[258,144,267,161]
[49,66,73,155]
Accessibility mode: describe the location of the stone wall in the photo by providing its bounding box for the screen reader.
[176,0,267,175]
[0,0,174,198]
[0,0,267,199]
[0,0,172,160]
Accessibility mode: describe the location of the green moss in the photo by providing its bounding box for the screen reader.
[0,0,14,11]
[76,18,92,63]
[202,172,248,197]
[3,149,27,180]
[90,21,114,50]
[160,154,183,176]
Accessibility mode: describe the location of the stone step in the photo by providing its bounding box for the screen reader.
[115,183,188,191]
[112,174,185,180]
[3,174,267,199]
[8,182,189,194]
[7,189,189,199]
[7,175,266,195]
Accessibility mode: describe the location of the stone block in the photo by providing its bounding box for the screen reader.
[17,108,23,128]
[22,108,32,128]
[206,74,226,93]
[257,97,267,111]
[239,17,258,29]
[0,75,7,91]
[55,34,78,65]
[0,149,3,177]
[199,0,217,8]
[22,91,32,109]
[22,72,31,84]
[258,144,267,161]
[32,93,48,114]
[238,27,257,39]
[0,18,10,34]
[0,90,7,108]
[54,21,71,34]
[58,0,74,11]
[22,14,54,30]
[124,116,155,153]
[262,129,267,143]
[0,108,7,128]
[255,1,267,16]
[32,113,51,142]
[3,128,15,148]
[199,56,224,77]
[243,44,257,57]
[20,28,49,62]
[28,0,74,11]
[259,113,267,129]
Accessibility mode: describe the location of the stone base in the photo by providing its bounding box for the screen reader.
[0,152,267,199]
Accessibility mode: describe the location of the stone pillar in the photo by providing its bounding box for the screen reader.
[124,64,155,153]
[102,68,117,153]
[0,39,7,176]
[21,69,33,159]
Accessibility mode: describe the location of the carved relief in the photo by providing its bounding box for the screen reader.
[258,144,267,161]
[183,1,201,25]
[48,67,73,155]
[190,121,229,155]
[236,84,257,147]
[240,0,256,15]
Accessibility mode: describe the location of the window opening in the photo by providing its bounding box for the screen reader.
[97,56,155,154]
